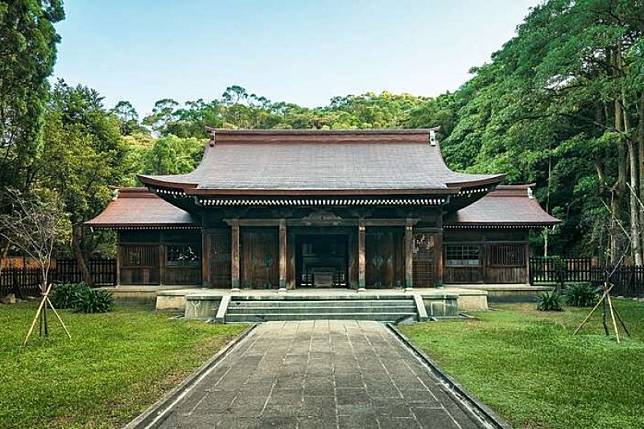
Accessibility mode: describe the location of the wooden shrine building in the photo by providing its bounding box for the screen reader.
[87,129,558,290]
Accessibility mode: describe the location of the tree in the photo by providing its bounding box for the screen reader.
[0,0,64,268]
[111,100,146,135]
[38,81,130,284]
[141,135,205,175]
[0,188,70,342]
[430,0,643,260]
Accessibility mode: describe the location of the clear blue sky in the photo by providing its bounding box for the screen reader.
[53,0,540,116]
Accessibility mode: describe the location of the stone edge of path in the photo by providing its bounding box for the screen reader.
[123,323,259,429]
[386,323,513,429]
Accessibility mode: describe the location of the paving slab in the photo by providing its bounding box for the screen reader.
[152,321,491,428]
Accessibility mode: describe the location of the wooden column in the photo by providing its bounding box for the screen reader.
[358,221,366,291]
[524,241,530,284]
[230,221,240,291]
[278,219,287,291]
[435,229,444,286]
[159,232,165,286]
[201,229,210,287]
[115,232,122,286]
[404,223,414,290]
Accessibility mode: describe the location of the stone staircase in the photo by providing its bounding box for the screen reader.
[224,296,418,322]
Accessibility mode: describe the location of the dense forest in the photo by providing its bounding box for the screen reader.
[1,0,643,280]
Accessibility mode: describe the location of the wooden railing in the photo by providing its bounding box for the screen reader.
[529,257,644,297]
[1,258,116,295]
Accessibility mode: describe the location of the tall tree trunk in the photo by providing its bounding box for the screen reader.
[610,47,627,264]
[611,98,626,263]
[624,92,642,265]
[638,93,644,261]
[627,139,642,264]
[72,224,93,285]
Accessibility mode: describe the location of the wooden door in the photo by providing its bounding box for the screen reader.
[366,227,403,288]
[207,229,231,288]
[241,228,279,289]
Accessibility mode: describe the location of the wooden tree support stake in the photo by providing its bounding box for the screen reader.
[21,284,71,348]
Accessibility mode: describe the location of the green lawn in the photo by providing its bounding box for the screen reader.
[0,303,247,429]
[400,300,644,429]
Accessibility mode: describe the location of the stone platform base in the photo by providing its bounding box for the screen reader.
[448,284,553,303]
[154,287,486,311]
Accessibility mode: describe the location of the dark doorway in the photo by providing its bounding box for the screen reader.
[296,234,348,288]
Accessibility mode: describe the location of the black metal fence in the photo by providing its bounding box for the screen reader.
[529,257,644,297]
[1,258,116,296]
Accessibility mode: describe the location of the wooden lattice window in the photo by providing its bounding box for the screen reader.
[488,243,525,267]
[412,231,435,287]
[121,245,158,267]
[445,244,481,267]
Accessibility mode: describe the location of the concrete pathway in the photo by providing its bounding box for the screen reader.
[157,321,488,429]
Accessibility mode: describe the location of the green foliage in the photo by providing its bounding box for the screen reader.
[537,291,564,311]
[74,288,114,314]
[141,135,205,175]
[50,282,89,309]
[0,0,64,196]
[39,80,132,267]
[0,303,247,428]
[400,301,644,429]
[565,282,599,307]
[50,283,114,313]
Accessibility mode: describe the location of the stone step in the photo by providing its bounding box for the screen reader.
[225,312,418,322]
[227,305,416,315]
[228,299,414,308]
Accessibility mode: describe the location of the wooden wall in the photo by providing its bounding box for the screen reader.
[443,229,529,284]
[117,230,202,286]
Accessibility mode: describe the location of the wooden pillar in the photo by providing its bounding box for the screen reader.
[358,221,366,291]
[435,229,444,287]
[404,223,414,290]
[230,221,240,291]
[525,241,530,284]
[279,220,287,291]
[287,230,296,289]
[115,232,122,286]
[159,232,165,286]
[201,228,210,287]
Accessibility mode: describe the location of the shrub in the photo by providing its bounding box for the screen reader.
[564,282,598,307]
[537,291,563,311]
[50,283,90,309]
[75,288,114,314]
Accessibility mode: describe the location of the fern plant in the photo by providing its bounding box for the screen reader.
[564,282,598,307]
[50,283,90,309]
[537,291,563,312]
[75,288,114,313]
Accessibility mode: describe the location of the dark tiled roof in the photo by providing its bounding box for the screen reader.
[85,188,198,229]
[445,184,559,227]
[139,129,504,195]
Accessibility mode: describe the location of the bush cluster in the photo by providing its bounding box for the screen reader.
[50,283,114,313]
[564,282,598,307]
[536,291,563,312]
